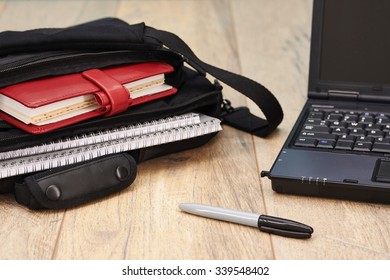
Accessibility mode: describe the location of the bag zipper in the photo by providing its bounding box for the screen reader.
[0,49,183,87]
[0,51,83,73]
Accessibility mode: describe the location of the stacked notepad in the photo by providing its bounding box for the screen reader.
[0,112,222,179]
[0,62,178,134]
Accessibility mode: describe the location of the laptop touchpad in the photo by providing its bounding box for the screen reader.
[373,159,390,183]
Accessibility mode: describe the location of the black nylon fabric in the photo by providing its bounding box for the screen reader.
[0,18,146,55]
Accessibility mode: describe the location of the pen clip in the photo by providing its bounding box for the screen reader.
[258,215,314,239]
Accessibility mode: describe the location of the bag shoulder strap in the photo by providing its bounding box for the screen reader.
[144,26,283,137]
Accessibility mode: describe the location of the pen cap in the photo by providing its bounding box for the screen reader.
[258,215,313,239]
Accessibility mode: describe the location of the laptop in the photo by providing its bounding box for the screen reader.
[262,0,390,203]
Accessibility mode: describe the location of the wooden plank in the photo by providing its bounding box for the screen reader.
[0,2,6,14]
[0,194,64,259]
[0,0,118,30]
[233,0,390,259]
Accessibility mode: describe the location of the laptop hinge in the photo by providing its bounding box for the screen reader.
[328,90,359,100]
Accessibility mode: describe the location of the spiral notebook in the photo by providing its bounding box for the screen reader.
[0,112,222,179]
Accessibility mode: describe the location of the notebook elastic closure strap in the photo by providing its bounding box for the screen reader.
[82,69,130,117]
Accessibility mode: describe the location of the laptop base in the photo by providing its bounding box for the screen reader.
[263,148,390,204]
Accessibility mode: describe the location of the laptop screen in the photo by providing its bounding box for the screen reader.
[310,0,390,93]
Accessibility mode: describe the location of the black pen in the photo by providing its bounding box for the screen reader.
[179,203,313,239]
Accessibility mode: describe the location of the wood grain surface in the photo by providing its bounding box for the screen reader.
[0,0,389,260]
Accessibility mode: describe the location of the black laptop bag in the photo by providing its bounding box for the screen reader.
[0,18,283,209]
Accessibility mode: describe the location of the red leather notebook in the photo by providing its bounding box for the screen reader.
[0,62,177,134]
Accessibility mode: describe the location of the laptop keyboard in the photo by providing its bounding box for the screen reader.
[294,107,390,154]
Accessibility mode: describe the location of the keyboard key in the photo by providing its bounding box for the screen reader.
[326,113,342,121]
[302,125,331,133]
[348,122,365,129]
[359,116,375,124]
[372,143,390,153]
[382,124,390,132]
[366,130,385,138]
[339,134,356,142]
[375,137,390,144]
[330,121,347,128]
[295,138,317,147]
[332,127,348,135]
[365,123,382,131]
[360,112,374,118]
[377,118,390,125]
[343,114,359,122]
[355,135,373,143]
[375,113,388,120]
[317,139,335,149]
[335,140,354,150]
[300,132,337,140]
[353,142,372,151]
[308,112,323,119]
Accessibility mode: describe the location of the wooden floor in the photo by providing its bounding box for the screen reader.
[0,0,389,260]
